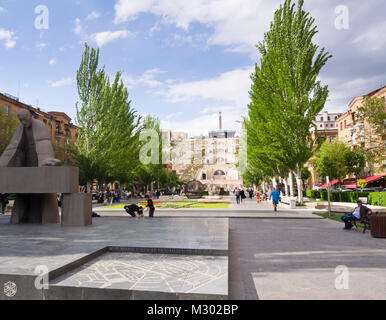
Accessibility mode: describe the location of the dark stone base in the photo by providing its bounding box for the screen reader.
[11,194,59,224]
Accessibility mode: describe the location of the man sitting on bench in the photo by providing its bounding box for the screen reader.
[124,204,144,218]
[341,200,372,230]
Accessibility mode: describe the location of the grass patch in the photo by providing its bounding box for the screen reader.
[104,201,230,210]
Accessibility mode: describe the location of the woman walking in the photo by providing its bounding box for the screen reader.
[256,190,261,204]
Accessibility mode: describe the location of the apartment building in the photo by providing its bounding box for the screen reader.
[0,92,77,162]
[337,85,386,174]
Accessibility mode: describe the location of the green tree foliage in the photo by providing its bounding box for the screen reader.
[72,43,141,190]
[344,148,365,178]
[136,115,181,192]
[357,96,386,173]
[312,140,349,182]
[246,0,332,203]
[0,107,18,155]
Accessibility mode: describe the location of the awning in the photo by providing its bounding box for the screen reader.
[364,175,385,183]
[318,179,339,187]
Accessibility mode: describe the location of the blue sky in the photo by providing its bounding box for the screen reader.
[0,0,385,136]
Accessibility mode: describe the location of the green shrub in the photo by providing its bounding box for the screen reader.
[368,192,386,207]
[306,190,373,203]
[306,190,321,199]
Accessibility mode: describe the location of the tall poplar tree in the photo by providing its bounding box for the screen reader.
[247,0,332,203]
[74,43,141,190]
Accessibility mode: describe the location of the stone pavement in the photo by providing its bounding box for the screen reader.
[0,217,227,276]
[95,198,322,219]
[51,252,228,297]
[229,218,386,300]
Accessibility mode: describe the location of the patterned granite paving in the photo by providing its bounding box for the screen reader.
[51,252,228,295]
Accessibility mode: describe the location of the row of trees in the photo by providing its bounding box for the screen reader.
[69,43,180,192]
[245,0,332,204]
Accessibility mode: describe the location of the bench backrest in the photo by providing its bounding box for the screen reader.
[358,197,368,205]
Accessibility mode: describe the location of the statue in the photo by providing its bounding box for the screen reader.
[0,110,61,224]
[0,109,61,167]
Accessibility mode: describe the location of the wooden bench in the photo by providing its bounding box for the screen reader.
[352,211,377,234]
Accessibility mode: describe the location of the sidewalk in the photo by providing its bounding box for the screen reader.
[95,198,322,219]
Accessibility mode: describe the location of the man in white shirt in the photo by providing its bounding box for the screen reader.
[341,200,372,230]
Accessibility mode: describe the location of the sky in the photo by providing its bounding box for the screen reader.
[0,0,385,137]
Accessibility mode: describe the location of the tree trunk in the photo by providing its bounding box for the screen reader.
[278,177,283,195]
[262,178,266,194]
[295,167,304,204]
[284,176,289,197]
[289,172,294,197]
[272,177,277,190]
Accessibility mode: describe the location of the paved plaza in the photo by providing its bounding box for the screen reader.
[0,198,385,300]
[229,217,386,300]
[51,252,227,296]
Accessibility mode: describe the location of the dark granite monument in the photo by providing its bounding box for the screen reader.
[0,110,91,226]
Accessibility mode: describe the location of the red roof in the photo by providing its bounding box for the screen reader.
[319,179,339,187]
[364,175,385,183]
[367,85,386,97]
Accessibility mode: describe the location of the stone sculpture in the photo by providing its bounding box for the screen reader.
[0,109,61,224]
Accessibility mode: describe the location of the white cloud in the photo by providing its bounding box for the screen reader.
[114,0,279,54]
[0,28,16,48]
[90,30,135,47]
[48,78,74,88]
[149,23,160,35]
[123,68,164,89]
[86,11,101,21]
[320,74,386,112]
[49,58,56,65]
[73,18,84,37]
[73,18,135,47]
[158,67,253,107]
[353,21,386,52]
[35,42,48,49]
[0,7,7,13]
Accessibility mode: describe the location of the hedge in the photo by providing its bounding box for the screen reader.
[306,190,386,206]
[368,193,386,207]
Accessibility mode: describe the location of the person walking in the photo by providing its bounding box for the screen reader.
[269,188,281,212]
[1,194,9,214]
[235,188,241,205]
[256,190,261,204]
[240,189,246,203]
[145,195,155,218]
[106,190,111,206]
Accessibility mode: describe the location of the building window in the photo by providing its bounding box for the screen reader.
[4,105,10,116]
[340,123,343,131]
[202,173,207,180]
[320,117,323,122]
[328,117,330,121]
[344,120,347,129]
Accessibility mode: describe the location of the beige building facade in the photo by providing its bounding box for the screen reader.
[336,86,386,175]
